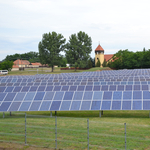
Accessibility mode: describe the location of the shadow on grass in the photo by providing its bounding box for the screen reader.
[0,110,149,119]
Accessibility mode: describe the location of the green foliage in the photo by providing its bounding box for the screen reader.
[87,59,93,68]
[0,61,13,70]
[58,56,67,67]
[107,60,112,68]
[65,31,92,71]
[95,59,101,67]
[89,57,95,67]
[102,59,107,67]
[4,52,39,62]
[110,48,150,69]
[38,31,66,72]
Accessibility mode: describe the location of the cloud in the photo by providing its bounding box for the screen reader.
[0,0,150,60]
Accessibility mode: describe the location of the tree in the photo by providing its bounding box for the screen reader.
[65,31,92,71]
[95,59,101,67]
[38,31,66,72]
[59,56,67,67]
[0,61,13,70]
[89,57,95,67]
[102,59,107,67]
[87,59,93,68]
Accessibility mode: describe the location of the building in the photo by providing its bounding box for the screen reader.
[12,59,44,71]
[30,62,42,68]
[95,44,114,67]
[12,59,30,70]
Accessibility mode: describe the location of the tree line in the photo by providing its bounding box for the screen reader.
[4,51,40,63]
[107,48,150,69]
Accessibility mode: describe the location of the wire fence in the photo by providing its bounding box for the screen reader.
[0,113,150,149]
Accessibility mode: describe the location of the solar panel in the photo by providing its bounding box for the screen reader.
[14,93,26,101]
[132,101,142,110]
[5,87,14,92]
[91,101,101,110]
[112,101,121,110]
[4,93,16,101]
[122,101,131,110]
[70,101,81,110]
[40,101,51,111]
[50,101,61,110]
[1,69,150,112]
[63,92,74,100]
[19,102,31,111]
[29,102,41,111]
[113,91,122,100]
[0,87,6,92]
[44,92,54,100]
[60,101,71,110]
[143,101,150,110]
[9,102,21,111]
[101,101,111,110]
[24,92,35,101]
[73,92,83,100]
[34,92,45,100]
[0,93,7,101]
[0,102,11,111]
[83,92,93,100]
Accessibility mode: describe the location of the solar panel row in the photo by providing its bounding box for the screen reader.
[1,78,150,83]
[1,69,150,79]
[1,99,150,112]
[0,85,149,92]
[1,90,150,101]
[1,69,150,112]
[1,81,150,87]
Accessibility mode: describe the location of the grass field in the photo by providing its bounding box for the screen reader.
[7,67,106,76]
[0,111,150,150]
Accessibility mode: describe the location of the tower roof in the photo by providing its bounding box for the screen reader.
[95,44,104,52]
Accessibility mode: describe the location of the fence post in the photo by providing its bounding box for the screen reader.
[87,118,89,150]
[3,112,5,118]
[25,112,27,145]
[124,123,126,150]
[99,111,101,117]
[55,116,57,150]
[50,111,52,117]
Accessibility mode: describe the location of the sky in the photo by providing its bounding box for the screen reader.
[0,0,150,61]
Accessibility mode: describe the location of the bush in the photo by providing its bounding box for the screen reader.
[95,59,101,67]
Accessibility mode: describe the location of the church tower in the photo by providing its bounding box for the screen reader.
[95,44,104,67]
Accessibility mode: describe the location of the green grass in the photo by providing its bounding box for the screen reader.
[0,111,150,150]
[7,67,106,76]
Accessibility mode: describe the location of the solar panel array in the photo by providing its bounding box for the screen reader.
[0,69,150,112]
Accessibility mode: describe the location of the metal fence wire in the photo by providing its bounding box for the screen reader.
[0,113,150,149]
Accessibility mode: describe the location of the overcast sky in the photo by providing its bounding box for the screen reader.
[0,0,150,61]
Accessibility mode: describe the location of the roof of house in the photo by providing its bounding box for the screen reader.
[31,62,42,66]
[104,54,114,62]
[95,44,104,51]
[13,59,30,65]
